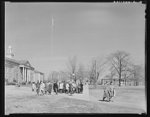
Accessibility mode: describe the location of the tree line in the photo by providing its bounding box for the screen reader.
[47,50,145,87]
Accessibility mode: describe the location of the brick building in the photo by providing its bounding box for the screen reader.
[5,46,44,84]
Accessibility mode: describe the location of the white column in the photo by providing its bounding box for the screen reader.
[25,68,26,82]
[34,72,35,82]
[27,69,29,82]
[26,68,27,82]
[39,74,40,82]
[23,67,24,82]
[27,69,28,82]
[29,70,30,82]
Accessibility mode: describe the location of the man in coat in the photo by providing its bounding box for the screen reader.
[63,81,66,93]
[80,82,83,93]
[69,82,73,95]
[46,82,52,95]
[53,81,58,95]
[36,81,40,96]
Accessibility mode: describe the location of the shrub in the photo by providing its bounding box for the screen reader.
[21,82,26,85]
[7,82,16,85]
[13,79,17,83]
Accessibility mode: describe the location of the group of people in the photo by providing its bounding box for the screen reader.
[32,80,115,102]
[102,81,115,102]
[32,80,84,96]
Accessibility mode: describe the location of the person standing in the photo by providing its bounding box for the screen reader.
[53,81,58,95]
[69,82,73,96]
[44,82,48,94]
[32,82,36,92]
[40,81,45,95]
[36,81,40,96]
[48,82,53,95]
[59,82,63,93]
[72,82,76,93]
[80,82,83,93]
[63,81,66,93]
[66,82,69,94]
[109,82,115,100]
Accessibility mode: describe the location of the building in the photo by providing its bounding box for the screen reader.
[33,70,44,83]
[5,46,44,84]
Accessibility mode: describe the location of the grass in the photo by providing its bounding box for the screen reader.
[5,85,146,114]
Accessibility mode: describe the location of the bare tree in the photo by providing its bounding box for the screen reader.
[76,63,85,81]
[66,56,77,81]
[59,71,69,81]
[108,51,130,86]
[89,60,97,85]
[129,64,145,86]
[47,73,52,82]
[47,71,59,82]
[89,57,107,85]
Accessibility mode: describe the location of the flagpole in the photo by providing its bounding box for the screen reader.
[51,16,54,56]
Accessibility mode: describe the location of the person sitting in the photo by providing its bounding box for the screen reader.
[109,82,115,100]
[102,82,111,102]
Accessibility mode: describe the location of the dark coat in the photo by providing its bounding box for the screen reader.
[36,82,40,94]
[53,82,58,93]
[103,85,111,101]
[48,83,52,92]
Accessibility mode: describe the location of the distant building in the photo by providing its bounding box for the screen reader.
[5,46,44,84]
[33,70,44,83]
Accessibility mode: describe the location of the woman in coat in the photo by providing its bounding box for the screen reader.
[102,82,111,102]
[40,81,45,95]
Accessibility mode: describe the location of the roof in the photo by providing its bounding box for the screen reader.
[34,70,44,74]
[18,60,28,64]
[18,60,34,68]
[5,57,34,69]
[5,57,20,65]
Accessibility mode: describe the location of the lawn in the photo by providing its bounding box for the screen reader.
[5,85,146,114]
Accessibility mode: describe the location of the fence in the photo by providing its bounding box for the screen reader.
[101,78,145,86]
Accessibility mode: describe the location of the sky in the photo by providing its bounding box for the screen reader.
[5,2,145,78]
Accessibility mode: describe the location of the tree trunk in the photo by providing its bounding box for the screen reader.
[119,73,121,86]
[119,60,121,87]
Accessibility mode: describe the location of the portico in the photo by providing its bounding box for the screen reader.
[19,64,34,83]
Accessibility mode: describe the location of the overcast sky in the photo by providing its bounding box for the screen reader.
[5,2,145,78]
